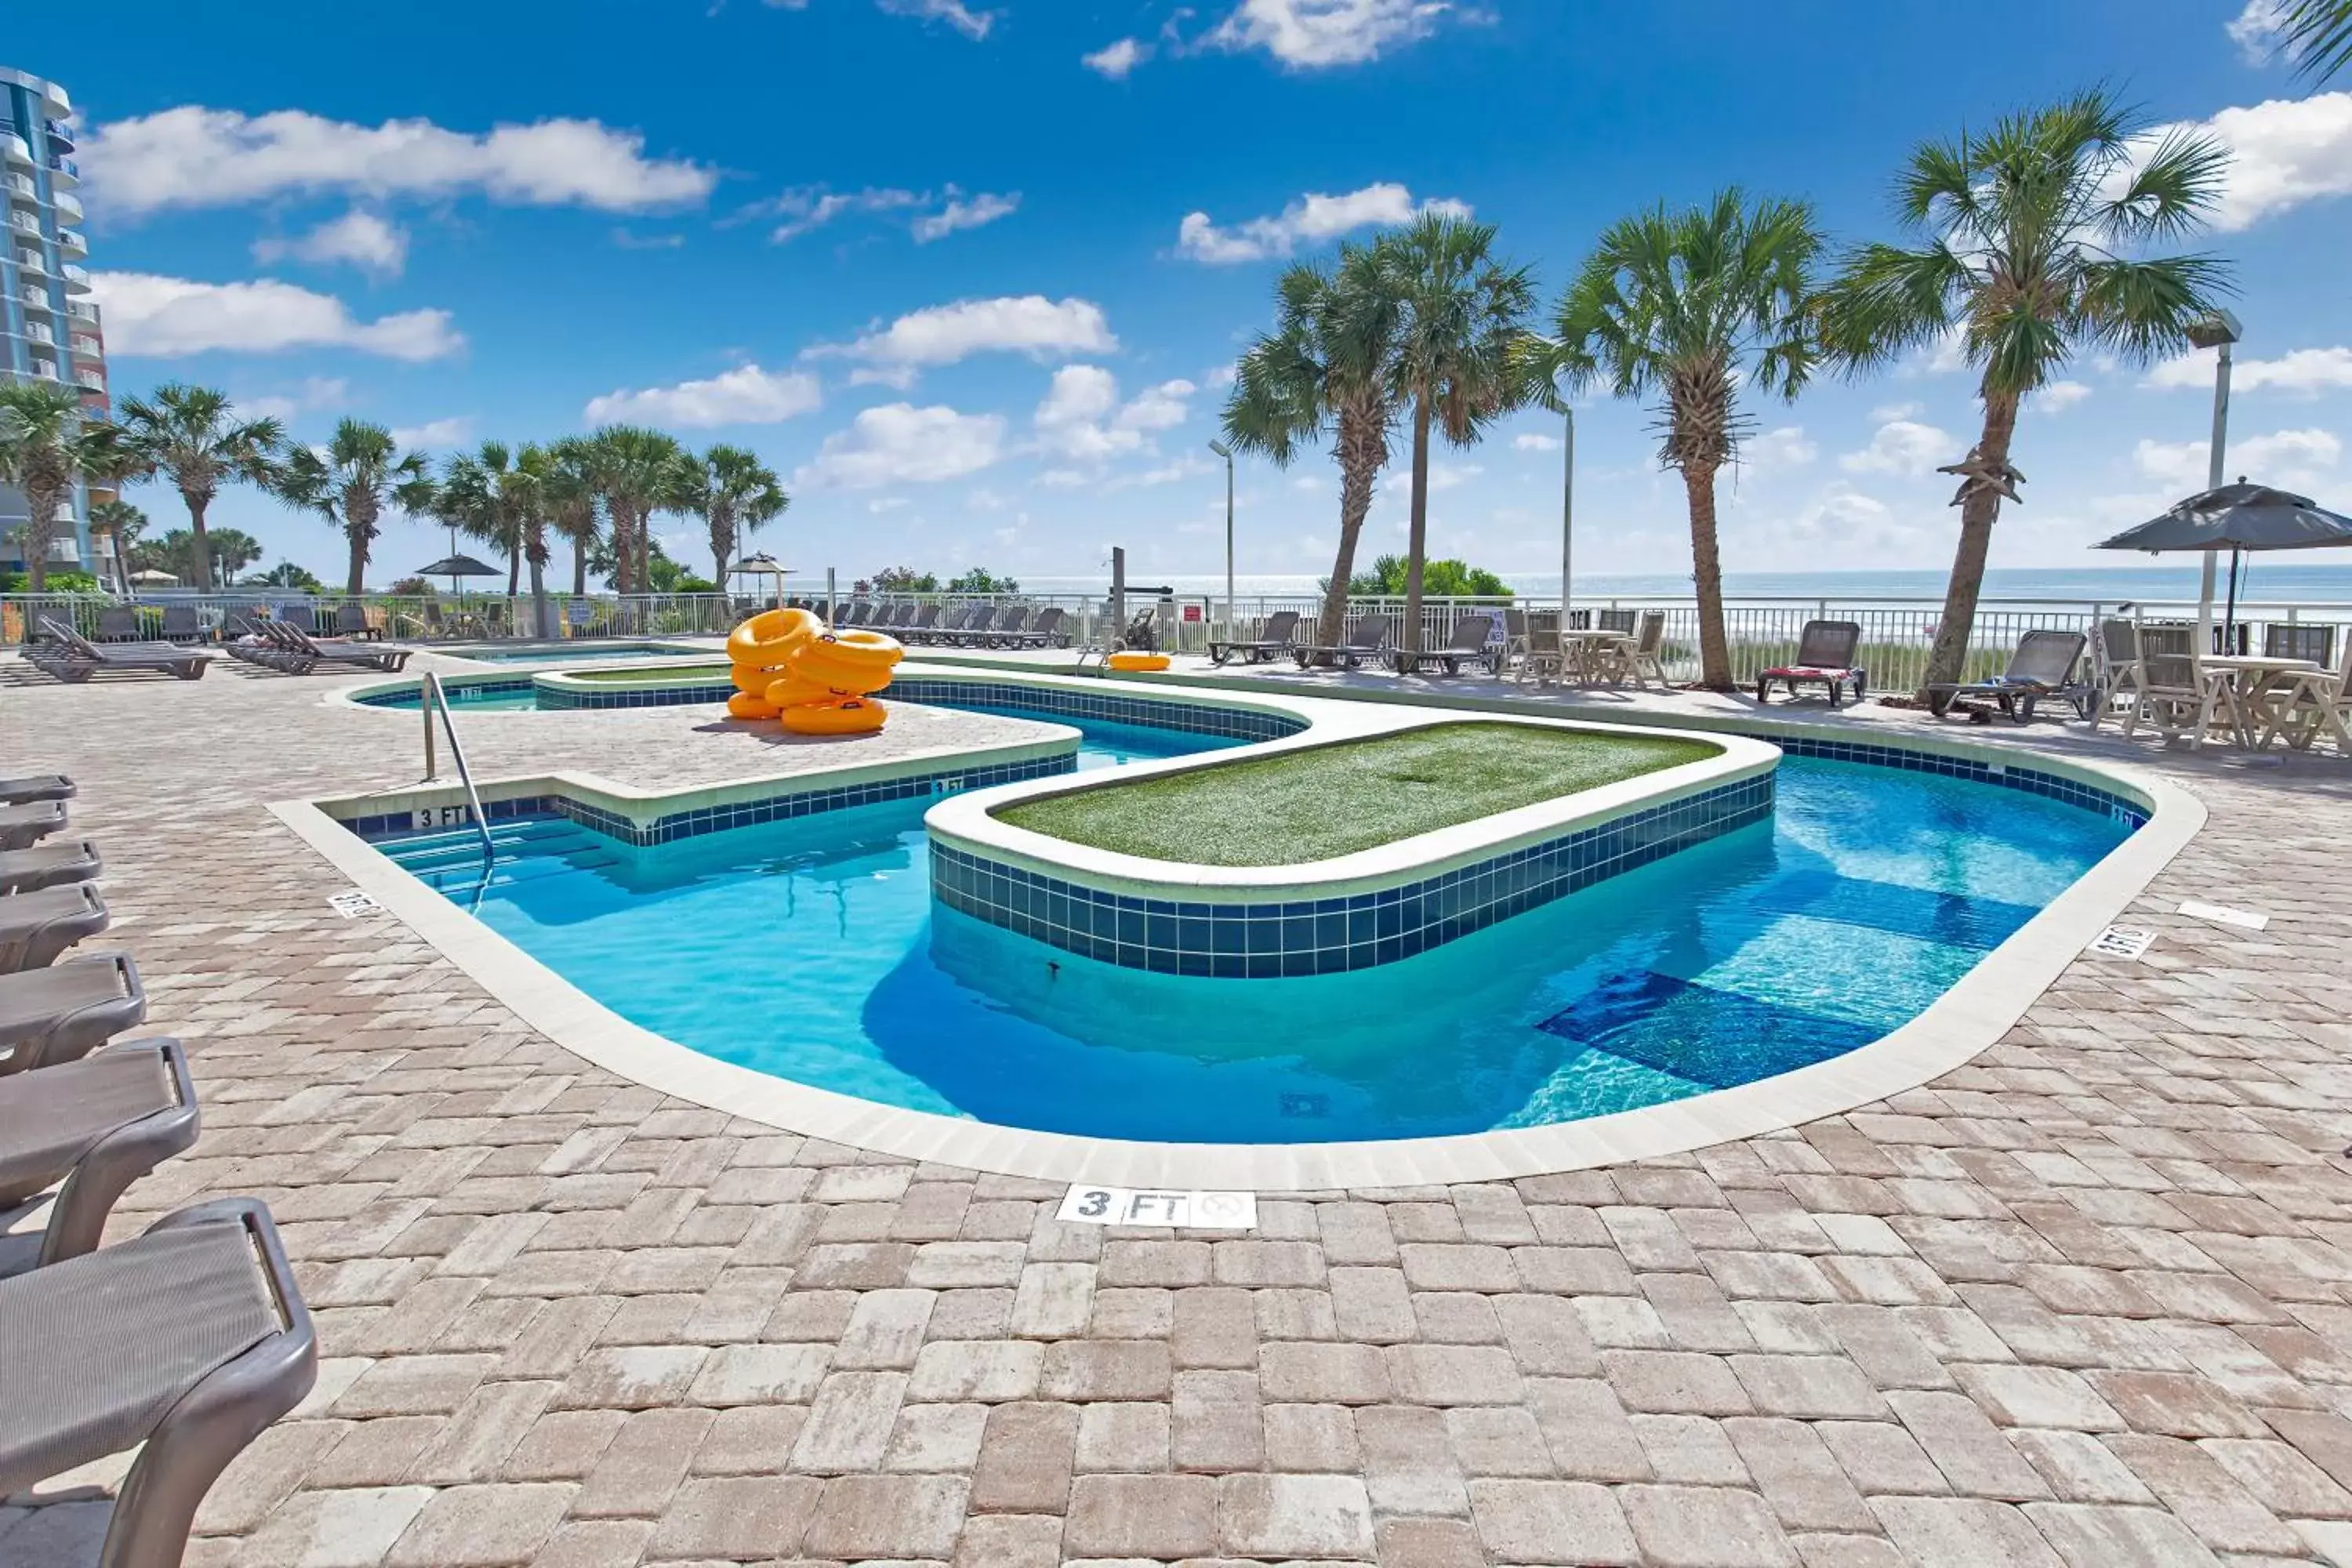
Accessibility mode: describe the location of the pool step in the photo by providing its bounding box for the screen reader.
[379,817,619,889]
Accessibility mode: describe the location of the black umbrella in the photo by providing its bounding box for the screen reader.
[2096,480,2352,648]
[416,554,503,596]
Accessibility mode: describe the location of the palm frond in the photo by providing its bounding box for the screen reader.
[2278,0,2352,79]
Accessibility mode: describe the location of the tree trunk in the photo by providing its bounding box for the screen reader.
[346,529,369,596]
[572,539,588,598]
[21,479,60,593]
[1918,393,2022,696]
[185,492,214,590]
[1318,438,1380,652]
[528,554,550,640]
[637,512,653,597]
[610,509,631,596]
[1402,396,1433,655]
[1680,462,1733,691]
[506,543,521,598]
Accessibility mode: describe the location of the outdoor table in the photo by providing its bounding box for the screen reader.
[2201,655,2320,748]
[1561,628,1637,684]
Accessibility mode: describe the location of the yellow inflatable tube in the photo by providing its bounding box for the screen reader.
[1108,651,1170,671]
[727,606,820,667]
[780,699,887,735]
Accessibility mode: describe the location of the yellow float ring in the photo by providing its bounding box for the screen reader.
[731,662,782,694]
[763,673,840,708]
[811,629,904,670]
[727,606,821,666]
[1107,651,1171,671]
[779,699,887,735]
[726,691,779,720]
[790,649,896,695]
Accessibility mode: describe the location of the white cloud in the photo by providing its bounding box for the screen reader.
[1033,365,1197,460]
[848,365,923,390]
[1744,425,1819,472]
[87,271,463,361]
[875,0,996,38]
[239,376,349,424]
[2134,426,2340,491]
[1084,37,1150,77]
[2034,379,2092,412]
[868,496,911,513]
[1839,419,1953,476]
[795,403,1005,489]
[816,296,1117,368]
[1210,0,1463,67]
[1513,432,1560,452]
[1177,182,1471,263]
[1867,401,1923,423]
[391,416,473,450]
[1425,460,1481,492]
[1780,485,1928,555]
[2143,92,2352,230]
[2228,0,2292,64]
[912,191,1019,241]
[2145,345,2352,394]
[583,364,822,429]
[252,210,409,278]
[82,107,714,217]
[760,186,924,241]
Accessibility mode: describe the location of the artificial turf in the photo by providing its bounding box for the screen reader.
[564,663,730,683]
[994,721,1721,866]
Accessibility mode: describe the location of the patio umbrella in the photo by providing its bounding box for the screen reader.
[732,554,789,601]
[125,568,180,586]
[2095,480,2352,649]
[414,554,503,596]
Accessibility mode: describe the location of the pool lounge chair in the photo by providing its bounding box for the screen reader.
[0,775,72,807]
[0,840,101,897]
[94,606,139,642]
[1756,620,1867,706]
[982,605,1032,647]
[27,619,212,682]
[332,601,380,641]
[954,605,1001,646]
[0,800,67,853]
[1389,612,1499,676]
[158,603,209,644]
[1926,629,2090,722]
[0,1197,318,1568]
[0,882,109,973]
[280,623,411,673]
[0,1037,198,1272]
[1294,614,1396,670]
[1209,609,1301,666]
[901,604,942,641]
[1022,607,1070,648]
[0,953,146,1076]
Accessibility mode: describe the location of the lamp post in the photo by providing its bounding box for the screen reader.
[2185,309,2242,654]
[1559,407,1575,625]
[1207,439,1235,633]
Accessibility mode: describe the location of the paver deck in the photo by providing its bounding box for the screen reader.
[5,646,2352,1567]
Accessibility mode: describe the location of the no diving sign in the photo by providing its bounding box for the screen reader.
[1057,1185,1258,1231]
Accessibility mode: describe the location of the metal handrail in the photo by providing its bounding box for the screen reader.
[420,671,495,866]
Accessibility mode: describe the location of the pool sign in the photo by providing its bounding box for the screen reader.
[1058,1185,1258,1230]
[327,890,381,918]
[2087,925,2155,960]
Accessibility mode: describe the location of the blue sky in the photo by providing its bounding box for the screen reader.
[15,0,2352,590]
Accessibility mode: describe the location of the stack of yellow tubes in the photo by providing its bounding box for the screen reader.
[724,608,904,734]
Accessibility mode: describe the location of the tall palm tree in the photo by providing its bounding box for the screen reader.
[112,384,284,590]
[1538,188,1825,691]
[543,437,603,598]
[0,383,129,592]
[585,426,690,594]
[2270,0,2352,81]
[691,445,789,588]
[1820,90,2230,695]
[89,497,148,589]
[274,419,440,594]
[438,441,534,597]
[1222,242,1406,652]
[1377,215,1539,654]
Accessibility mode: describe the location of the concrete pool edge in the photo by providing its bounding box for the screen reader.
[267,694,2205,1192]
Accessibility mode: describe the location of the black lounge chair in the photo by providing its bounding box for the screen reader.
[0,953,145,1076]
[276,604,318,635]
[1294,614,1396,670]
[1390,612,1500,676]
[901,604,942,642]
[1210,609,1301,666]
[0,882,109,973]
[94,606,140,642]
[27,619,210,682]
[1926,629,2091,723]
[0,800,67,853]
[220,608,266,641]
[158,604,209,644]
[0,1197,317,1568]
[0,840,100,897]
[0,775,73,807]
[955,605,1000,646]
[332,602,379,641]
[1756,620,1867,707]
[1023,607,1069,648]
[0,1038,198,1272]
[281,623,410,673]
[983,606,1032,648]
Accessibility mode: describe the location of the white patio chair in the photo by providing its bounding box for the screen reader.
[1624,611,1669,689]
[2257,633,2352,754]
[2128,623,2224,749]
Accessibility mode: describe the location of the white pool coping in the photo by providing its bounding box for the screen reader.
[270,680,2205,1191]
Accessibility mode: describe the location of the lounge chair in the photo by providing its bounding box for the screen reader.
[1756,620,1867,706]
[0,882,109,973]
[1926,629,2090,722]
[1390,612,1499,676]
[0,840,100,897]
[954,604,1000,646]
[220,608,267,641]
[281,623,411,673]
[0,953,145,1076]
[983,606,1033,648]
[1294,614,1396,670]
[276,604,318,635]
[158,604,208,644]
[1023,607,1069,648]
[0,1197,317,1568]
[0,800,67,853]
[0,775,72,807]
[332,601,379,641]
[1209,609,1301,666]
[94,606,139,642]
[27,619,211,682]
[0,1037,198,1272]
[901,604,942,642]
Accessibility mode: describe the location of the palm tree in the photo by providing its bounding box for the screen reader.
[584,426,691,595]
[1376,215,1539,654]
[89,497,148,588]
[0,383,129,592]
[1820,90,2230,695]
[691,445,789,588]
[2270,0,2352,80]
[438,441,534,597]
[1537,189,1826,691]
[274,419,440,593]
[543,437,603,598]
[1221,241,1406,652]
[112,384,284,590]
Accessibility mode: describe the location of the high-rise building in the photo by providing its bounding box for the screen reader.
[2,66,116,586]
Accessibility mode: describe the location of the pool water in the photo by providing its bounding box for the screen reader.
[455,643,688,664]
[377,747,2129,1143]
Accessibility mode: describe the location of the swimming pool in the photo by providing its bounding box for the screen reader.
[372,746,2130,1144]
[448,642,691,664]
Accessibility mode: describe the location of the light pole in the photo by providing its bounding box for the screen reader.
[1559,407,1575,626]
[1207,439,1235,632]
[2186,309,2242,653]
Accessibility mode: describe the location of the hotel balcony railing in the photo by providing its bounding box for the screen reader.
[75,372,105,393]
[5,174,37,205]
[49,155,77,180]
[20,286,53,310]
[70,334,101,359]
[14,248,48,276]
[60,263,89,293]
[53,191,82,221]
[8,212,42,235]
[43,122,74,151]
[22,321,53,346]
[2,135,28,167]
[67,299,99,324]
[56,228,86,255]
[28,358,58,379]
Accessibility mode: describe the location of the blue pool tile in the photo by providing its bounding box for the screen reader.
[1537,968,1885,1090]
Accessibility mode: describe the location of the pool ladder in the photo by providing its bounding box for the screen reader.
[420,671,496,871]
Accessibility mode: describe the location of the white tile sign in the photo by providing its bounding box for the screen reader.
[2087,925,2154,960]
[328,890,382,918]
[2178,900,2269,931]
[1057,1185,1258,1231]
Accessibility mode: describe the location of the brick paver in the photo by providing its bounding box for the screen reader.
[5,651,2352,1564]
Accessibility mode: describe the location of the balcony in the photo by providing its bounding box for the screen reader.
[14,248,47,276]
[67,299,99,325]
[71,334,102,360]
[53,191,81,222]
[2,134,27,168]
[29,357,58,379]
[5,174,36,206]
[43,121,74,151]
[56,228,85,256]
[20,286,53,311]
[74,371,104,393]
[8,212,40,236]
[23,321,53,347]
[60,263,89,294]
[45,156,76,190]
